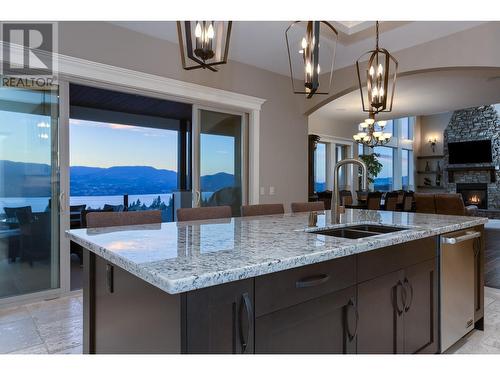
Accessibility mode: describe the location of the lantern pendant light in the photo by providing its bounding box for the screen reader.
[356,21,398,114]
[285,21,338,99]
[177,21,232,72]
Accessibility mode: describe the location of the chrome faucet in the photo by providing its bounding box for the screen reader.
[331,158,369,222]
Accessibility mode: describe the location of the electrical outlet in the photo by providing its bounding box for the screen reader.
[260,186,265,195]
[269,186,275,195]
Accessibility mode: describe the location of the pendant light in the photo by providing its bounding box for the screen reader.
[177,21,232,72]
[356,21,398,114]
[285,21,338,99]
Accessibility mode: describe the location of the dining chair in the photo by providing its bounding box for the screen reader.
[366,192,383,210]
[384,191,400,212]
[402,191,415,212]
[241,203,284,217]
[86,210,162,228]
[356,190,368,203]
[177,206,232,222]
[4,206,32,220]
[339,190,353,206]
[291,201,325,213]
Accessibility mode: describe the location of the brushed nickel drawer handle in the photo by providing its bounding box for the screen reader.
[295,274,330,288]
[441,231,481,244]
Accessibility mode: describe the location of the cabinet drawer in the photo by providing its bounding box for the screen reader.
[255,255,356,317]
[357,236,437,283]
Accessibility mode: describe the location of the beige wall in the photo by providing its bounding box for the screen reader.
[417,112,453,155]
[308,112,358,140]
[58,22,308,210]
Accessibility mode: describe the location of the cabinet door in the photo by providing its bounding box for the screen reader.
[403,259,438,354]
[357,270,405,354]
[255,286,357,354]
[185,279,254,354]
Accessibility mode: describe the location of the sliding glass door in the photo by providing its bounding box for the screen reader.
[0,86,60,301]
[192,108,247,216]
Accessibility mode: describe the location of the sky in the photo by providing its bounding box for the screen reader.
[70,119,235,175]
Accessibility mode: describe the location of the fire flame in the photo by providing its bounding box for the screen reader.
[469,195,481,204]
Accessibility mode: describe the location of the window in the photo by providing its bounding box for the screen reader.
[401,149,413,190]
[358,143,364,156]
[373,146,394,191]
[314,142,327,192]
[399,117,414,140]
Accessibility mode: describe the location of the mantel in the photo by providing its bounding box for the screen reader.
[446,165,497,183]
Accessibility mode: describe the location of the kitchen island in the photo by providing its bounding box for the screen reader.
[67,209,487,354]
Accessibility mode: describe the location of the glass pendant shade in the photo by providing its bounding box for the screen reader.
[177,21,232,72]
[285,21,338,99]
[356,21,398,114]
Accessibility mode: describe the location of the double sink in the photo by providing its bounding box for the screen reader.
[310,224,406,239]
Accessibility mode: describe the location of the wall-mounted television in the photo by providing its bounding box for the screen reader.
[448,140,493,164]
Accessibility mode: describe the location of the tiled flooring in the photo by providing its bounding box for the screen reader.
[1,287,500,354]
[0,293,83,354]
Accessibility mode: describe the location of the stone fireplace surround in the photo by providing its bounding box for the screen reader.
[443,105,500,217]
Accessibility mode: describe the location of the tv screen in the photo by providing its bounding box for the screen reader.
[448,140,492,164]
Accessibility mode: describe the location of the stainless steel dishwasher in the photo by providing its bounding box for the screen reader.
[440,229,481,352]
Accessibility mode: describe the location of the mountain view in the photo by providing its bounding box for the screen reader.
[0,160,235,197]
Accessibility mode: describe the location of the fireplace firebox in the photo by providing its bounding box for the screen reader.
[456,183,488,209]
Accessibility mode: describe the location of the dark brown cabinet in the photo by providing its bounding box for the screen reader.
[185,279,254,354]
[255,286,357,354]
[403,259,438,354]
[357,258,438,354]
[357,270,405,354]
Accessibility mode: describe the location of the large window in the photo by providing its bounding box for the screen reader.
[401,149,413,190]
[373,146,394,191]
[314,142,327,192]
[357,116,415,192]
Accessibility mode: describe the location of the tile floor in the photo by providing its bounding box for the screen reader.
[1,287,500,354]
[0,292,83,354]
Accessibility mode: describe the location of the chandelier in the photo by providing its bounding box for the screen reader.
[356,21,398,114]
[285,21,338,99]
[177,21,232,72]
[353,114,392,147]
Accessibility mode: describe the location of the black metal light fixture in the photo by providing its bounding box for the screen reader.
[356,21,398,114]
[177,21,232,72]
[285,21,338,99]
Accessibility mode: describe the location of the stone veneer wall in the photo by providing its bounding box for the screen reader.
[443,105,500,210]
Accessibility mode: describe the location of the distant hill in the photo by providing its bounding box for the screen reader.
[0,160,235,197]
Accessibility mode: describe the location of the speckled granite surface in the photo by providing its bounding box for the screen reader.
[67,209,487,294]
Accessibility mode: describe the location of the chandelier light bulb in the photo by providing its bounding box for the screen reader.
[359,132,367,138]
[301,37,307,49]
[378,120,387,128]
[305,62,312,75]
[379,87,385,98]
[195,22,202,38]
[383,132,392,139]
[207,24,214,39]
[363,136,371,142]
[365,118,375,125]
[373,131,382,138]
[372,87,378,98]
[369,65,375,77]
[377,63,383,76]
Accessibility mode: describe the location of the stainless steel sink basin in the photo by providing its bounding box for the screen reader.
[310,224,406,239]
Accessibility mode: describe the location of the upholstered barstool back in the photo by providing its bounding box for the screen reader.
[177,206,232,222]
[384,192,400,212]
[291,201,325,213]
[366,192,383,210]
[339,190,353,206]
[86,210,162,228]
[241,204,284,217]
[435,194,467,216]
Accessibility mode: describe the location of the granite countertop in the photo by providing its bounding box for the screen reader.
[67,209,487,294]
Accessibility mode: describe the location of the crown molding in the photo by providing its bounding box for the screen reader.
[0,41,266,111]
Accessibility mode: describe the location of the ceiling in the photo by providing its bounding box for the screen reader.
[110,21,485,77]
[313,68,500,124]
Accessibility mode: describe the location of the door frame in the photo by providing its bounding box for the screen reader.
[191,104,249,208]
